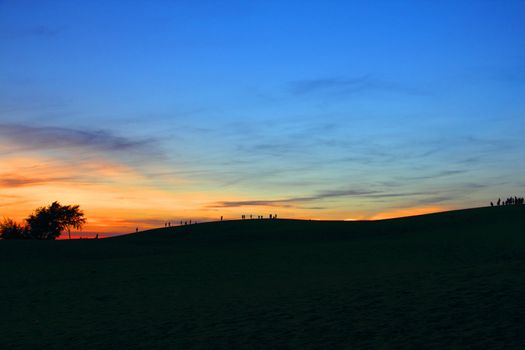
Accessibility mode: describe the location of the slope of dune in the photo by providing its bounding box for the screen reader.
[1,206,524,349]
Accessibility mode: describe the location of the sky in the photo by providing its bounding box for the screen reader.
[1,0,525,236]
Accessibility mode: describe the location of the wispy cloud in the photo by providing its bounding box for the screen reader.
[25,25,64,37]
[396,169,468,182]
[1,25,65,39]
[288,75,425,96]
[455,64,525,86]
[211,189,377,208]
[0,174,77,188]
[0,123,162,159]
[289,76,372,95]
[416,195,456,205]
[0,194,30,209]
[209,188,439,208]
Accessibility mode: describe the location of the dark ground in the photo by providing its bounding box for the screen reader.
[1,206,525,349]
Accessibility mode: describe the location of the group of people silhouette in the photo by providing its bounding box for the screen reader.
[218,214,278,221]
[491,196,524,206]
[240,214,277,220]
[162,220,197,227]
[156,214,280,230]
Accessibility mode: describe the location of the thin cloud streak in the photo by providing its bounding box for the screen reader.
[288,75,426,96]
[289,75,372,95]
[396,169,468,182]
[0,25,65,38]
[0,174,78,188]
[0,123,162,158]
[210,189,439,208]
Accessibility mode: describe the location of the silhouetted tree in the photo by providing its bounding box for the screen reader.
[26,202,86,240]
[0,218,29,239]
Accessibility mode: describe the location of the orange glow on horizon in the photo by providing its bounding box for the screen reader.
[1,151,453,237]
[368,206,447,220]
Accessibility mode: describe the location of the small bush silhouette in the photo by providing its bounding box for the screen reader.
[0,218,29,239]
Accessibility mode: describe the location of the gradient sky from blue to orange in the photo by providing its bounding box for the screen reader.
[1,1,525,235]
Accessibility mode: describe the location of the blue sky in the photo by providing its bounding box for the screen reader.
[1,0,525,231]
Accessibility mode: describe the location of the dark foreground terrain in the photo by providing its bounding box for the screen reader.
[1,206,525,349]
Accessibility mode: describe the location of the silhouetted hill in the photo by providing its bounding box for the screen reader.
[121,205,524,244]
[1,206,524,349]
